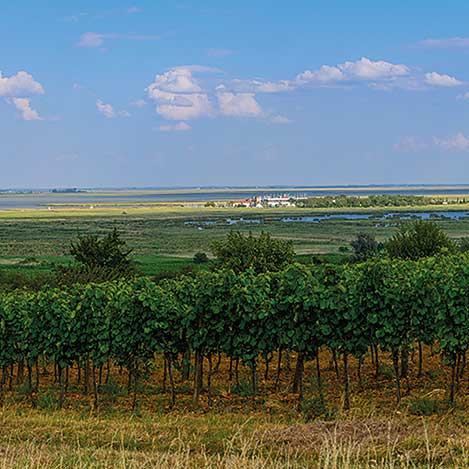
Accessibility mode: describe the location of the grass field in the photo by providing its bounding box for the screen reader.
[1,347,469,468]
[1,203,469,276]
[2,407,468,468]
[2,200,469,467]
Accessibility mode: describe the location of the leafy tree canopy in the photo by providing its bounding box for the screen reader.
[60,229,138,284]
[211,231,294,274]
[70,228,134,271]
[350,233,382,262]
[385,220,455,260]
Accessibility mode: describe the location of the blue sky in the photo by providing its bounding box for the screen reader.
[2,1,469,188]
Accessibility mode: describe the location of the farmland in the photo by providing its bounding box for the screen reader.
[2,198,469,467]
[2,200,469,276]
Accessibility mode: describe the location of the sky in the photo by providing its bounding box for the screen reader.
[2,0,469,188]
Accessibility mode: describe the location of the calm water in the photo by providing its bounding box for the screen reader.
[3,187,469,209]
[184,212,469,227]
[282,211,469,223]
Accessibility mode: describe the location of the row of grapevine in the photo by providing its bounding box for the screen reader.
[1,254,468,409]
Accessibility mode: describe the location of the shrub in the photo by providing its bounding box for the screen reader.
[408,398,443,416]
[300,397,330,421]
[193,252,209,264]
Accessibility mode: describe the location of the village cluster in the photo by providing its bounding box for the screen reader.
[230,194,298,208]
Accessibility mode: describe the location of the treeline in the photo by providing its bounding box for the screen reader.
[294,194,468,208]
[1,254,468,410]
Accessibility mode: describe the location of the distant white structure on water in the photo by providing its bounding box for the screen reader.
[232,194,296,208]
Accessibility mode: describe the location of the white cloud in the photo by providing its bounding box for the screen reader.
[132,99,146,108]
[156,93,213,120]
[146,67,215,120]
[393,136,427,152]
[230,58,411,95]
[420,37,469,48]
[78,32,160,48]
[147,68,202,93]
[173,65,221,73]
[339,57,409,80]
[424,72,462,87]
[296,57,409,86]
[233,57,462,94]
[433,132,469,151]
[159,121,191,132]
[229,78,294,94]
[0,71,44,97]
[96,99,130,118]
[78,32,106,48]
[96,99,116,118]
[256,81,293,93]
[458,92,469,100]
[216,90,263,117]
[8,97,41,121]
[0,70,44,120]
[296,65,345,84]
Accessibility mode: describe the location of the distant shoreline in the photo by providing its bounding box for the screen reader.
[2,184,469,197]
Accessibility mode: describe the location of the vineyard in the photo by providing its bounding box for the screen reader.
[1,253,468,414]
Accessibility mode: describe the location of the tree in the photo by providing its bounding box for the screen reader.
[385,220,455,260]
[70,228,134,271]
[211,231,294,274]
[350,233,381,262]
[458,238,469,253]
[193,252,209,264]
[57,229,137,285]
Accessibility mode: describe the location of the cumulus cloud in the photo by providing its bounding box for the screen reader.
[340,57,409,80]
[0,71,44,97]
[424,72,463,87]
[147,68,202,93]
[296,65,346,84]
[96,99,130,118]
[228,57,412,94]
[78,32,160,48]
[146,67,215,120]
[158,121,191,132]
[295,58,409,87]
[433,132,469,151]
[9,97,41,121]
[156,93,213,120]
[216,89,263,117]
[146,56,462,127]
[229,57,462,94]
[0,70,44,121]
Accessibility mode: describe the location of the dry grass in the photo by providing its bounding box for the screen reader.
[0,348,468,467]
[1,403,469,468]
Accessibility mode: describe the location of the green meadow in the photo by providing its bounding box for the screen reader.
[1,201,469,276]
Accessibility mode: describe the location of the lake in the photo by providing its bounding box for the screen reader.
[3,186,469,209]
